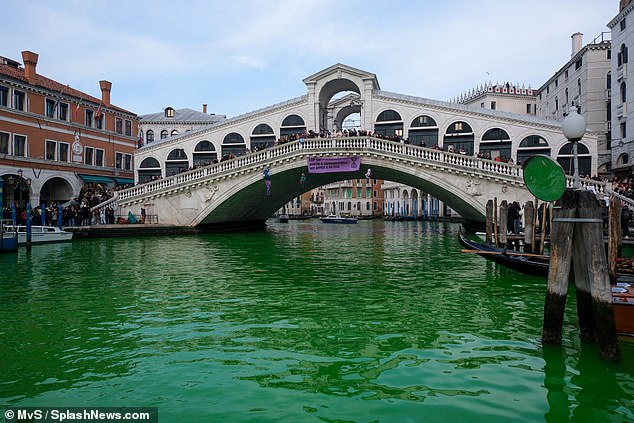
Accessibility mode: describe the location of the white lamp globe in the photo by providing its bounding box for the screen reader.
[562,107,587,141]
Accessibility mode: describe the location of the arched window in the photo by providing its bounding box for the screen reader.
[280,115,306,138]
[193,140,217,166]
[408,115,438,147]
[607,72,612,90]
[619,44,629,66]
[165,148,189,176]
[221,132,246,158]
[621,81,627,103]
[251,123,276,151]
[374,109,403,138]
[479,128,511,160]
[165,107,175,118]
[565,88,569,106]
[618,153,630,166]
[160,130,169,139]
[146,130,154,143]
[171,130,178,136]
[578,78,582,98]
[137,157,162,183]
[517,135,550,165]
[443,121,474,154]
[557,142,591,177]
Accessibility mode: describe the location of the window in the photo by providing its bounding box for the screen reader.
[115,118,123,134]
[95,149,104,167]
[125,120,132,136]
[621,81,627,103]
[13,90,25,111]
[565,69,569,79]
[46,140,56,160]
[160,130,168,139]
[578,78,582,97]
[124,154,132,170]
[565,88,569,105]
[490,101,496,110]
[58,142,69,162]
[0,132,9,154]
[84,146,94,165]
[146,130,154,143]
[115,152,123,169]
[555,97,559,111]
[85,110,94,127]
[555,78,558,88]
[165,107,174,118]
[480,102,485,108]
[46,99,56,118]
[96,113,104,129]
[575,57,583,70]
[526,104,532,114]
[59,103,68,121]
[621,17,627,31]
[621,122,627,139]
[13,134,26,156]
[0,86,7,106]
[171,129,178,136]
[619,44,628,66]
[455,122,463,131]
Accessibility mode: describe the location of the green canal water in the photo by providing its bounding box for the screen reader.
[1,220,633,422]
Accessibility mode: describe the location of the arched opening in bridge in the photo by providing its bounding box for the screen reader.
[444,121,474,154]
[408,115,439,147]
[375,109,403,139]
[318,79,362,133]
[479,128,511,160]
[517,135,550,165]
[251,124,276,151]
[557,142,591,177]
[280,115,306,140]
[138,157,162,183]
[330,92,362,132]
[165,149,189,176]
[193,141,217,167]
[221,133,246,159]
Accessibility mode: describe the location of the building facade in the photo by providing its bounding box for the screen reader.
[0,50,139,210]
[536,32,612,176]
[322,177,384,218]
[456,82,537,117]
[609,0,634,175]
[140,106,226,148]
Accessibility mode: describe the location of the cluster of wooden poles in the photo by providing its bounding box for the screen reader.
[484,197,550,255]
[484,190,624,361]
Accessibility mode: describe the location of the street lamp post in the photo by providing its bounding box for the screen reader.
[561,105,587,189]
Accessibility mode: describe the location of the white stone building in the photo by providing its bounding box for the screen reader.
[609,0,634,175]
[536,32,612,176]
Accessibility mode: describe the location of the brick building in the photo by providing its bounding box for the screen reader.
[0,50,139,212]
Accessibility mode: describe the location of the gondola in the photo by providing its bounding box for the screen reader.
[458,228,549,276]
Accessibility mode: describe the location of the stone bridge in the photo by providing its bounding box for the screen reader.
[96,136,608,230]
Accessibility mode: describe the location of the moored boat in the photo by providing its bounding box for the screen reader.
[7,225,73,245]
[0,219,18,253]
[459,228,634,340]
[277,214,289,223]
[320,214,358,224]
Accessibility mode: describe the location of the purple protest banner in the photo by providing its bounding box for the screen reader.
[308,156,361,174]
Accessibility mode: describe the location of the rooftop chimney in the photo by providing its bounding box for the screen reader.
[203,103,207,114]
[571,32,583,57]
[99,80,112,107]
[21,51,39,84]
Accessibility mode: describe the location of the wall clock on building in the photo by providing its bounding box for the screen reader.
[72,140,83,155]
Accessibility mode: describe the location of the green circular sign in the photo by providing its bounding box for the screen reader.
[522,155,566,202]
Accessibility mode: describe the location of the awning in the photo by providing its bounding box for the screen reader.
[113,177,134,185]
[78,174,115,184]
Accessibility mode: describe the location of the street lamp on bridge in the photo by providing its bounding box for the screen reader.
[561,105,587,190]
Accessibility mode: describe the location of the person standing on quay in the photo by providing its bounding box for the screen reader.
[263,165,272,196]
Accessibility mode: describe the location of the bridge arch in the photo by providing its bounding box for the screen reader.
[138,157,161,183]
[444,121,474,154]
[408,114,439,147]
[280,114,306,138]
[165,148,189,176]
[375,109,403,137]
[193,140,217,167]
[221,132,246,158]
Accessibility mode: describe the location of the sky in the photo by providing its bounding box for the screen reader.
[1,0,620,118]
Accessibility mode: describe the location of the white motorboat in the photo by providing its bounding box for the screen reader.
[7,225,73,245]
[320,214,358,224]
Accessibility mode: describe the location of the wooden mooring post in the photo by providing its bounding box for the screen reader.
[523,201,535,254]
[608,196,622,284]
[485,199,493,244]
[542,189,620,361]
[499,200,508,247]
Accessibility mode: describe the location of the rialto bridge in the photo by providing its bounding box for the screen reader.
[100,63,606,228]
[100,136,607,229]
